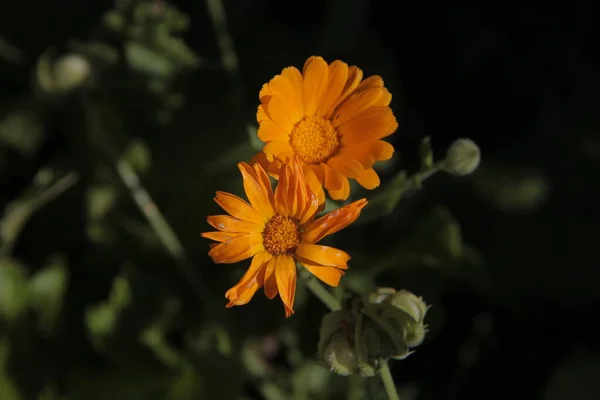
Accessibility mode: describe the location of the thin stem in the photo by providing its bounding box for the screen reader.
[379,360,401,400]
[300,269,402,400]
[80,94,212,304]
[0,171,79,257]
[300,270,341,312]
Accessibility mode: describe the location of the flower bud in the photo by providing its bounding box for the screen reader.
[36,51,92,95]
[54,54,92,92]
[389,290,429,323]
[443,138,481,176]
[318,311,358,376]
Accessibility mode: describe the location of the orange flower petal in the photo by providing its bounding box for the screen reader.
[225,251,271,306]
[274,255,297,317]
[338,106,398,145]
[318,60,348,116]
[355,168,380,189]
[208,233,264,264]
[238,162,274,218]
[356,75,384,89]
[338,141,382,168]
[377,140,395,160]
[269,74,303,124]
[326,66,364,118]
[207,215,263,233]
[264,140,293,161]
[201,231,245,243]
[327,174,350,201]
[300,262,345,287]
[265,95,295,132]
[322,162,344,191]
[302,198,368,243]
[257,104,269,123]
[258,119,288,142]
[327,156,364,179]
[259,83,271,101]
[333,86,386,128]
[274,158,317,221]
[214,191,266,224]
[296,244,350,268]
[303,56,329,116]
[263,257,278,299]
[281,67,304,110]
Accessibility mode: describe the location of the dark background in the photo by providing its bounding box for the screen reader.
[1,0,599,399]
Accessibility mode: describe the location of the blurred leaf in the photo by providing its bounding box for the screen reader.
[122,138,152,174]
[86,184,118,221]
[103,10,126,32]
[0,374,22,400]
[140,297,182,368]
[125,42,175,77]
[68,366,174,400]
[544,351,600,400]
[408,205,463,261]
[85,274,131,350]
[0,258,28,323]
[28,255,69,335]
[292,361,331,399]
[419,136,434,170]
[0,108,44,157]
[0,169,78,257]
[165,363,202,400]
[355,170,407,225]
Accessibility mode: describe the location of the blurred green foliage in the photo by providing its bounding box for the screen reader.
[1,0,599,399]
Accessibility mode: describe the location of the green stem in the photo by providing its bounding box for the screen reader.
[300,270,341,312]
[300,269,402,400]
[379,360,401,400]
[80,94,212,304]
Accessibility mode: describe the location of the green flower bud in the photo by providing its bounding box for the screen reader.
[318,311,358,376]
[389,290,429,323]
[443,138,481,176]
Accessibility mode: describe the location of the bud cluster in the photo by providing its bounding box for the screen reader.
[317,288,429,377]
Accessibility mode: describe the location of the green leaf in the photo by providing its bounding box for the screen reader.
[0,374,23,400]
[28,255,69,334]
[0,258,29,323]
[86,185,117,221]
[121,138,152,175]
[85,274,131,349]
[355,170,407,225]
[0,108,45,157]
[125,42,176,77]
[419,136,434,170]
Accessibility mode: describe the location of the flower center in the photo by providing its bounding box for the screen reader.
[289,116,340,164]
[262,215,301,256]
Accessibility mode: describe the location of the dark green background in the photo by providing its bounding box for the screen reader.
[1,1,599,399]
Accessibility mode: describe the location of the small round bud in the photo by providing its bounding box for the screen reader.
[54,54,92,92]
[318,311,358,376]
[322,332,358,376]
[444,138,481,176]
[389,290,429,323]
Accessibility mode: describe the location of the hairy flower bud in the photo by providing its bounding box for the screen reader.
[317,289,430,376]
[444,138,481,176]
[318,311,358,376]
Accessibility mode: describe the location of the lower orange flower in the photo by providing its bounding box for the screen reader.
[201,158,367,317]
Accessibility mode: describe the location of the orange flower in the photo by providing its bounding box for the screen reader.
[201,158,367,317]
[255,55,398,201]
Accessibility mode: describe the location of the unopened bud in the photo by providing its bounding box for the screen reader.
[54,54,92,92]
[37,51,92,95]
[318,311,358,376]
[444,138,481,176]
[389,290,429,323]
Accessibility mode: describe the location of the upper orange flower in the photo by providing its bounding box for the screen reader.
[255,55,398,201]
[201,158,367,317]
